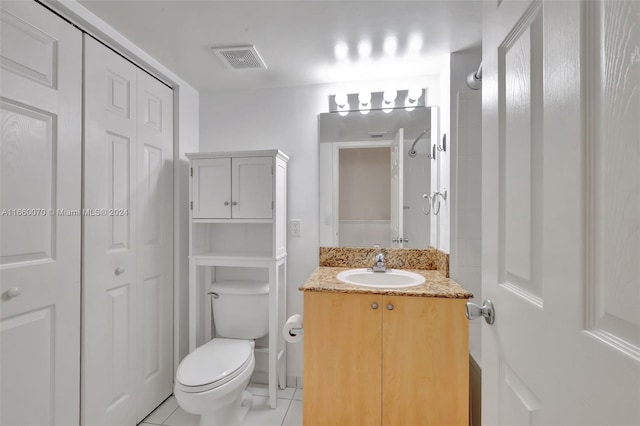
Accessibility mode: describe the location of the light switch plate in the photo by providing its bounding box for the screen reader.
[290,219,301,237]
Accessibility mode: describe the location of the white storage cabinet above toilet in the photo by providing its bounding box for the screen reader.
[186,150,288,410]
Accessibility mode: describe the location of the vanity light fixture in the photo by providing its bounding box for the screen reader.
[328,89,425,115]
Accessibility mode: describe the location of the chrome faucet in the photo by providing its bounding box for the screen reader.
[371,252,387,272]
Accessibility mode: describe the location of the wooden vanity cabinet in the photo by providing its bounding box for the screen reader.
[304,291,469,426]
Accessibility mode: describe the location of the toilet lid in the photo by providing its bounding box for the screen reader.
[177,338,252,391]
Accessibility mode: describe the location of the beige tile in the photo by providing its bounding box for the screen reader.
[141,396,178,425]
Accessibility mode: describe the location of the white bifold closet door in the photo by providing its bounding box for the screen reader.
[0,2,81,425]
[83,35,174,425]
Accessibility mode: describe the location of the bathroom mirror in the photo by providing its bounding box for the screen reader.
[319,106,439,248]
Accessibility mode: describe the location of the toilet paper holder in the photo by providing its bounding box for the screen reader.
[288,327,303,337]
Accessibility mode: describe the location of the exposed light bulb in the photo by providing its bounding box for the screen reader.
[408,87,422,101]
[359,107,370,115]
[334,42,349,60]
[382,107,393,114]
[358,40,372,58]
[358,91,371,105]
[383,89,397,103]
[335,93,348,107]
[408,34,423,53]
[383,36,398,55]
[339,110,349,117]
[404,97,417,112]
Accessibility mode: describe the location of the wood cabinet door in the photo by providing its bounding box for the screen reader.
[231,156,273,218]
[382,296,468,425]
[304,292,382,425]
[192,157,231,218]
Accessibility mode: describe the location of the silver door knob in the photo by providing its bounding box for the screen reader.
[231,201,237,206]
[115,267,125,276]
[391,238,399,243]
[387,303,394,311]
[224,201,229,206]
[465,299,495,325]
[371,303,378,310]
[6,287,21,299]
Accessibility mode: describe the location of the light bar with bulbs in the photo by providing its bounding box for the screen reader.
[329,88,426,115]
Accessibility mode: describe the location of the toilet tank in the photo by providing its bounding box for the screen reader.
[209,281,269,339]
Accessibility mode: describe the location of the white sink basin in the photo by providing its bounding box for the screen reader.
[336,268,426,289]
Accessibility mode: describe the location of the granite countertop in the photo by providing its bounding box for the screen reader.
[299,266,473,299]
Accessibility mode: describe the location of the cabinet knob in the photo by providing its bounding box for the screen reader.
[115,267,125,276]
[224,201,229,206]
[387,303,394,311]
[6,287,21,299]
[231,201,237,206]
[371,303,378,310]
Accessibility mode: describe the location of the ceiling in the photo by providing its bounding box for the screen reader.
[78,1,482,92]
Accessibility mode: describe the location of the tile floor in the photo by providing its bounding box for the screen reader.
[139,384,303,426]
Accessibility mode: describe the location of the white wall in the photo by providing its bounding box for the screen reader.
[449,48,482,360]
[45,0,200,370]
[199,74,442,378]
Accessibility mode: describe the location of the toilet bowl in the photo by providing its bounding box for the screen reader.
[174,280,270,426]
[175,338,255,426]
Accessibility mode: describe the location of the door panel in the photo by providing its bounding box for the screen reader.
[83,35,137,426]
[231,156,273,219]
[586,0,640,359]
[192,158,231,218]
[136,68,174,421]
[0,2,81,425]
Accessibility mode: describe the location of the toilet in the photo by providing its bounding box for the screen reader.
[174,280,270,426]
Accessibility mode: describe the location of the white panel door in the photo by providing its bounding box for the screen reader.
[136,69,174,421]
[0,2,81,425]
[192,158,231,218]
[390,128,404,248]
[83,35,138,426]
[482,0,640,423]
[231,156,273,219]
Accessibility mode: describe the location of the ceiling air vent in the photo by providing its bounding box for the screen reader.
[211,45,267,70]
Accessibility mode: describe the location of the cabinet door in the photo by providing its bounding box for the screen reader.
[382,296,468,425]
[192,158,231,218]
[304,292,382,425]
[231,156,273,219]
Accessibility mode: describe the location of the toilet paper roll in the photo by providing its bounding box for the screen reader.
[283,314,303,344]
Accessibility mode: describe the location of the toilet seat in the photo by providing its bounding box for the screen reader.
[176,338,253,393]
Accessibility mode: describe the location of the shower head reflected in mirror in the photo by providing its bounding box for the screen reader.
[408,128,429,158]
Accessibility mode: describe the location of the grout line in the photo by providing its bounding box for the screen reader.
[280,398,294,426]
[160,406,179,426]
